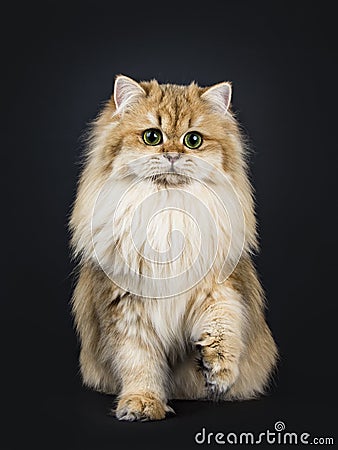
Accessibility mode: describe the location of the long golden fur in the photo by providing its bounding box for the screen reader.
[70,75,278,421]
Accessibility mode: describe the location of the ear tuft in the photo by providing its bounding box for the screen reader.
[113,75,146,112]
[201,82,232,114]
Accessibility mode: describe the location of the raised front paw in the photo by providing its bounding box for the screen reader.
[196,332,240,399]
[115,393,174,421]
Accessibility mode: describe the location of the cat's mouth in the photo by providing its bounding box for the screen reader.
[146,171,191,186]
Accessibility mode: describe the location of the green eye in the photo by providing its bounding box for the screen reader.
[183,131,203,149]
[143,129,163,146]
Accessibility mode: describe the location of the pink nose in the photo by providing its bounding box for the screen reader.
[163,153,181,164]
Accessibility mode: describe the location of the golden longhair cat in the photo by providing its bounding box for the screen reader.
[70,75,278,421]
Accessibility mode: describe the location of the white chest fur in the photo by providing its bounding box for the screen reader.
[91,176,244,299]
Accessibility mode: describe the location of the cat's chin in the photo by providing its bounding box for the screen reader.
[145,173,192,187]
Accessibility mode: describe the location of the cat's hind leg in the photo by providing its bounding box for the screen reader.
[72,266,118,394]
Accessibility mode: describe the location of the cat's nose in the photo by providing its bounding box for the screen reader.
[163,153,181,164]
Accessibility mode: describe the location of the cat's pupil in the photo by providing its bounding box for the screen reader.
[148,131,157,142]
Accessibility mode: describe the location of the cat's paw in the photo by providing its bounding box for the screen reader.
[196,333,240,399]
[115,393,174,421]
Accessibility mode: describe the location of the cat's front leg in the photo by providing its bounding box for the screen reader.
[113,336,173,421]
[193,285,245,399]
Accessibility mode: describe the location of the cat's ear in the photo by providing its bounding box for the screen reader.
[113,75,146,112]
[201,82,232,114]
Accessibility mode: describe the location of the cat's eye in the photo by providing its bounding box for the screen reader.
[143,129,163,146]
[183,132,203,149]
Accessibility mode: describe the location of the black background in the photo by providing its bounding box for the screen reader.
[2,1,337,449]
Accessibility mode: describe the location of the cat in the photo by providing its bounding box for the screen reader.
[69,75,278,421]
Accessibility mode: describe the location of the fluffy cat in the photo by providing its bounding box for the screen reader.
[70,75,278,421]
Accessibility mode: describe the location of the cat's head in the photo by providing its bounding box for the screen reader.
[90,75,245,186]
